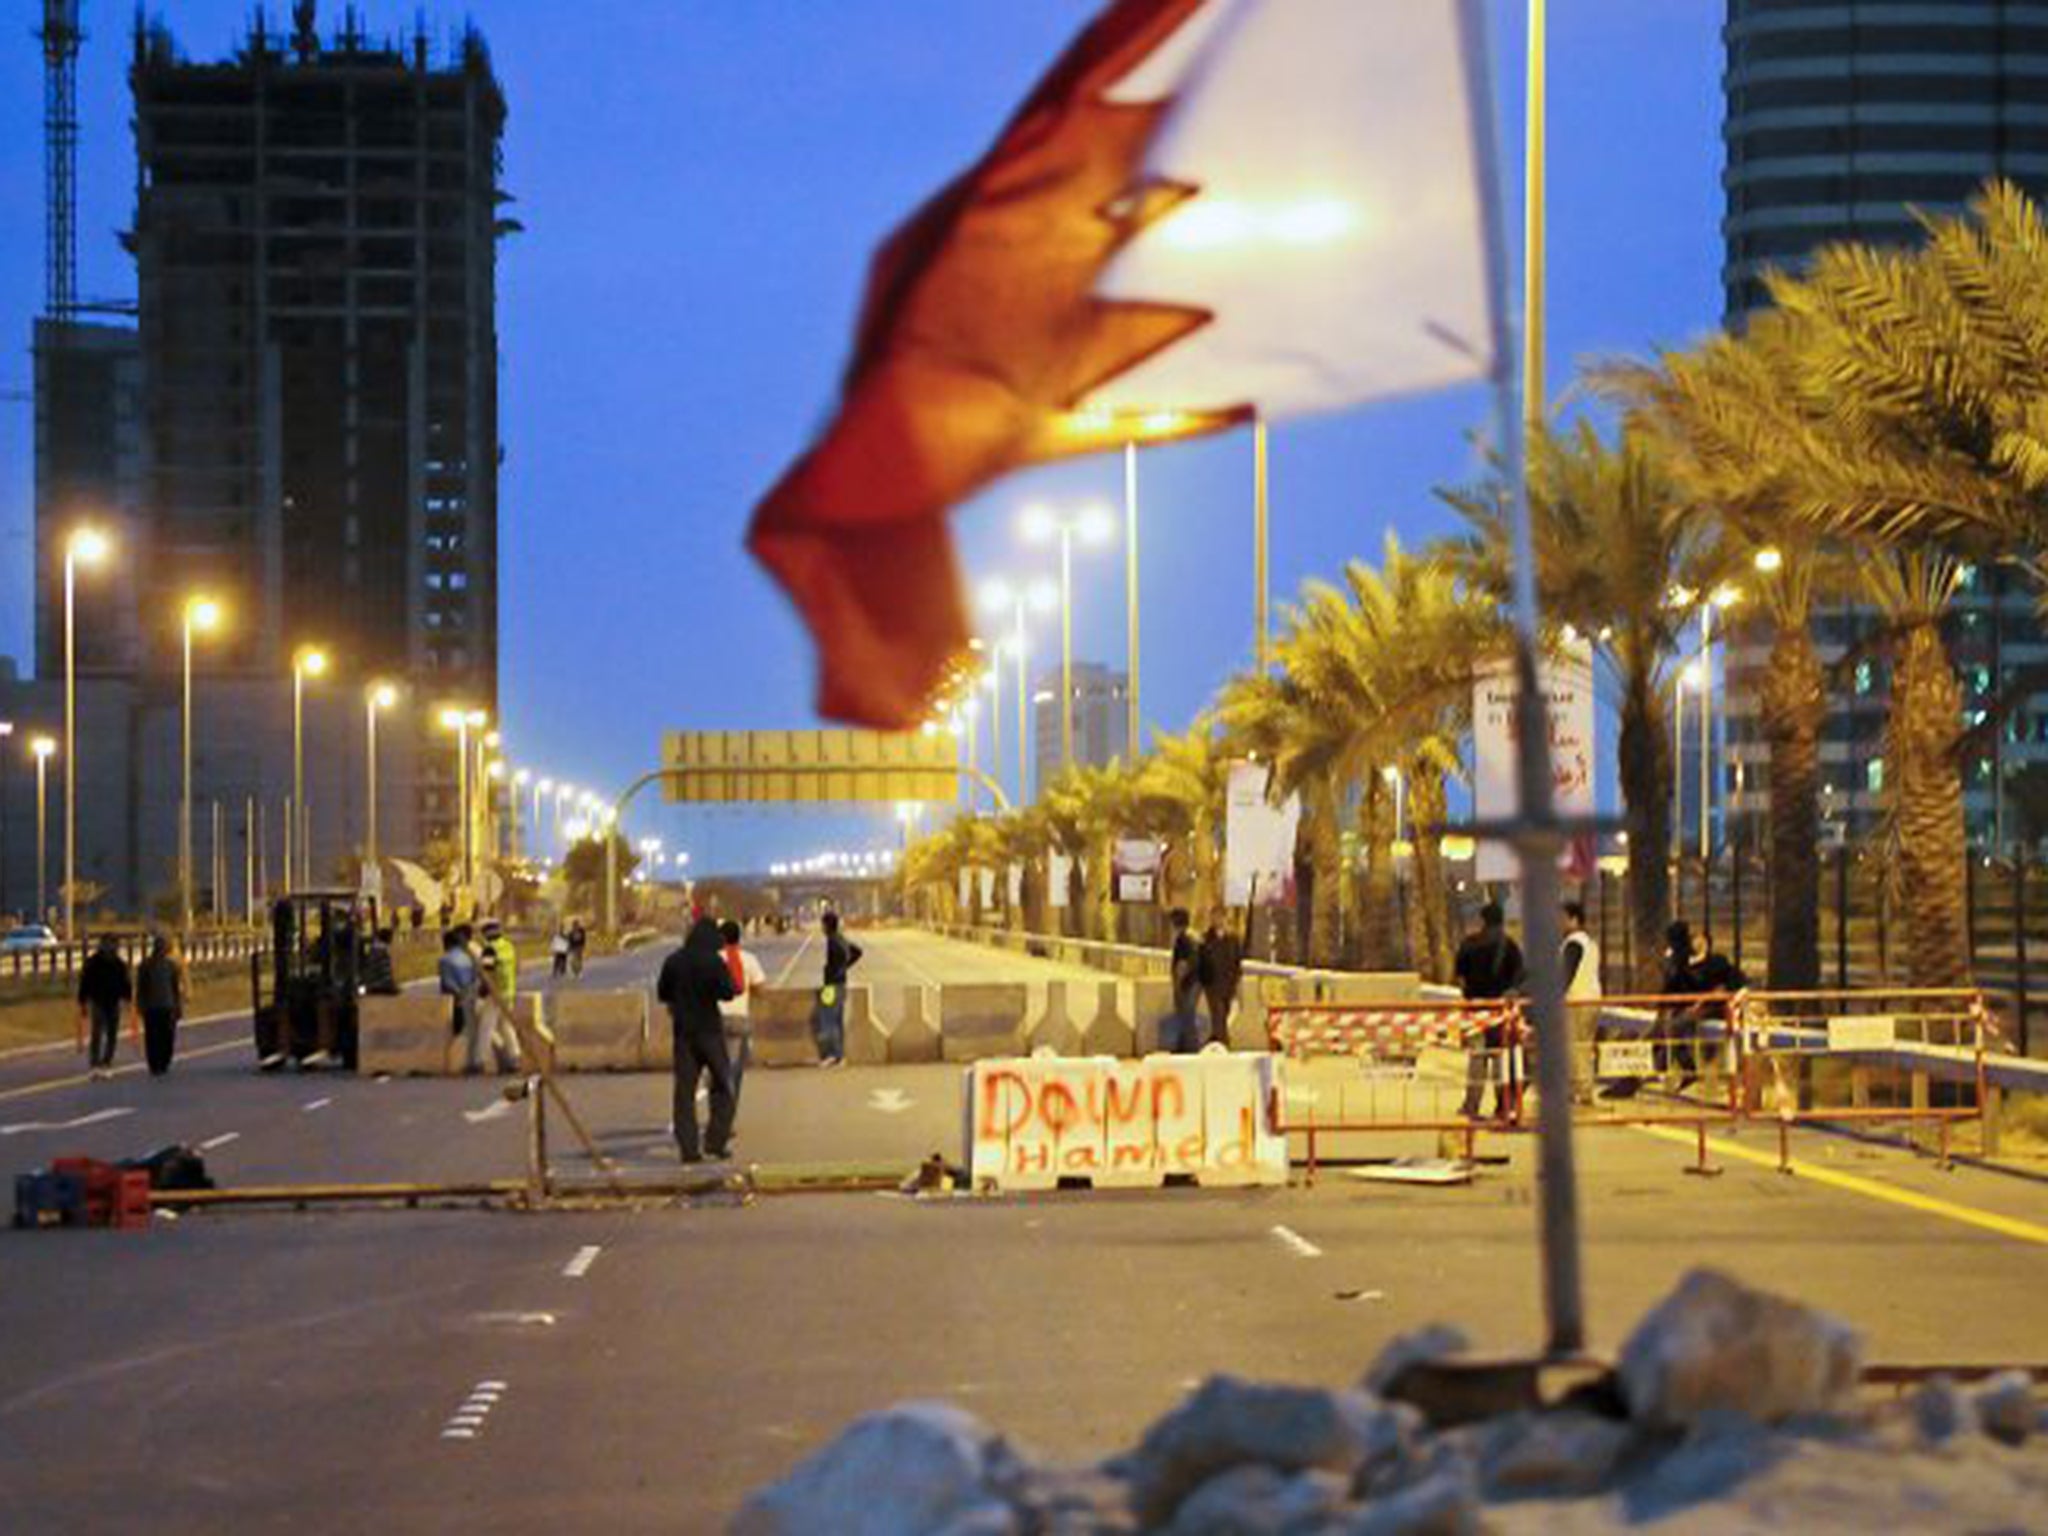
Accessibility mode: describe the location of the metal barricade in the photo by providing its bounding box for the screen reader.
[1267,1000,1525,1179]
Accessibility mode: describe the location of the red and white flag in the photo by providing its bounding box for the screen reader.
[750,0,1499,729]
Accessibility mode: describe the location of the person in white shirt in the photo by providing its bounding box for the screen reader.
[719,919,768,1109]
[1560,901,1602,1101]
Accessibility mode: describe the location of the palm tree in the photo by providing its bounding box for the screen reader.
[1446,422,1721,989]
[1611,316,1843,988]
[1132,722,1228,918]
[1215,671,1344,965]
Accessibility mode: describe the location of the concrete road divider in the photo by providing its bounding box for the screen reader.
[1026,982,1085,1055]
[749,987,824,1067]
[888,987,941,1064]
[1131,978,1174,1055]
[845,989,887,1065]
[1080,980,1135,1058]
[550,989,649,1071]
[939,983,1027,1062]
[358,992,459,1076]
[967,1050,1286,1192]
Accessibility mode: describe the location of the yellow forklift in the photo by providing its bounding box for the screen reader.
[251,890,376,1070]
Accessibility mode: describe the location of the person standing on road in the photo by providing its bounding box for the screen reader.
[76,934,133,1079]
[1455,902,1525,1119]
[568,921,587,978]
[550,924,571,979]
[719,919,766,1109]
[657,914,738,1162]
[479,919,524,1068]
[1160,908,1203,1053]
[135,935,186,1077]
[1197,911,1244,1050]
[813,910,862,1065]
[440,926,482,1072]
[1560,901,1602,1100]
[361,927,400,996]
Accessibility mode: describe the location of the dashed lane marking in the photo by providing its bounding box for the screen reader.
[562,1245,601,1279]
[0,1038,246,1104]
[1635,1125,2048,1247]
[0,1106,135,1136]
[441,1379,508,1443]
[197,1131,240,1151]
[770,930,817,988]
[1270,1224,1323,1259]
[301,1096,332,1112]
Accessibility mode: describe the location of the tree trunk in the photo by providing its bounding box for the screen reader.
[1889,626,1972,987]
[1358,772,1402,968]
[1192,811,1219,918]
[1087,833,1115,943]
[1760,619,1823,990]
[1304,776,1343,967]
[1408,762,1455,982]
[1619,669,1674,991]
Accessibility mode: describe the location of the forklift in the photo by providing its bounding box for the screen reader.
[251,890,376,1070]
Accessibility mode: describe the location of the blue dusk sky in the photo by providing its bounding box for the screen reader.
[0,2,1726,872]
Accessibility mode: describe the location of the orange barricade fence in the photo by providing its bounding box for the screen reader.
[1268,987,1992,1181]
[1726,987,1993,1171]
[1266,1000,1527,1178]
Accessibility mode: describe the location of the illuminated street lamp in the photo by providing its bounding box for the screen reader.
[291,645,329,887]
[31,735,56,922]
[62,525,110,940]
[1018,503,1113,772]
[182,597,225,929]
[437,706,486,892]
[978,576,1057,804]
[364,680,398,877]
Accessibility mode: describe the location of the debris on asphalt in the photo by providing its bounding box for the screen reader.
[1344,1158,1474,1186]
[733,1268,2048,1533]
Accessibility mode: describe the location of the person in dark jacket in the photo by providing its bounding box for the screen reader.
[1163,908,1202,1053]
[812,910,862,1065]
[1455,902,1526,1119]
[656,915,739,1162]
[135,935,187,1076]
[1197,911,1244,1050]
[360,928,400,996]
[76,934,134,1078]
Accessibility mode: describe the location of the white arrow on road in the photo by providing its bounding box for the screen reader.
[0,1107,134,1136]
[867,1088,914,1115]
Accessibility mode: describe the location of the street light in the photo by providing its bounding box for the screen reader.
[1753,545,1783,575]
[978,576,1057,804]
[364,681,397,878]
[291,646,328,888]
[182,596,225,929]
[31,735,56,923]
[62,525,110,940]
[1018,503,1113,773]
[437,706,485,895]
[0,719,12,918]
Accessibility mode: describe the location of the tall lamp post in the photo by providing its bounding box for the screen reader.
[62,525,110,940]
[364,681,397,878]
[978,577,1056,805]
[182,595,224,931]
[1020,503,1114,773]
[31,736,56,923]
[291,646,328,888]
[532,777,552,863]
[0,719,12,918]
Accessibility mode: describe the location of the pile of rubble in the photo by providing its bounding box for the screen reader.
[735,1269,2047,1533]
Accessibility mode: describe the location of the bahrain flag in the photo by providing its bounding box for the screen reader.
[750,0,1499,728]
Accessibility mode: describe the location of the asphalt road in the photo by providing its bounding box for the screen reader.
[2,925,2045,1532]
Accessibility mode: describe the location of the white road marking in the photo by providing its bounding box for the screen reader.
[440,1428,477,1441]
[877,932,945,988]
[1269,1224,1323,1260]
[562,1245,601,1279]
[0,1106,135,1136]
[197,1131,240,1151]
[441,1379,509,1445]
[301,1096,333,1112]
[463,1097,515,1124]
[867,1088,914,1115]
[771,930,817,987]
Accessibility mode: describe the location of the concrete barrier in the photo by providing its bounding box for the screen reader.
[1079,980,1135,1057]
[940,983,1027,1062]
[357,992,458,1076]
[845,987,887,1065]
[1132,978,1175,1055]
[888,987,941,1064]
[750,986,823,1067]
[1026,982,1085,1056]
[550,988,649,1071]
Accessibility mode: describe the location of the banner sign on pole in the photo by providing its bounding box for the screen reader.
[1113,839,1162,904]
[1006,862,1023,909]
[977,866,996,910]
[1472,641,1595,884]
[1048,852,1072,909]
[1224,761,1299,906]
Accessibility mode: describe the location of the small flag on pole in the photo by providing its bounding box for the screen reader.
[750,0,1499,729]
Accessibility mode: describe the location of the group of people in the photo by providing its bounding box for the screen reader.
[549,922,589,979]
[1452,898,1745,1118]
[656,912,770,1163]
[1163,908,1245,1053]
[75,933,189,1078]
[437,919,525,1074]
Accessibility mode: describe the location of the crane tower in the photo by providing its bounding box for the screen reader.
[38,0,82,320]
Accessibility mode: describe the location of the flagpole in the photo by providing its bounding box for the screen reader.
[1125,440,1140,760]
[1253,418,1270,669]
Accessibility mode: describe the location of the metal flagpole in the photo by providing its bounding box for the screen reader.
[1253,419,1270,669]
[1125,440,1140,757]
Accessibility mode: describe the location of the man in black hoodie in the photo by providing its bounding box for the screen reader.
[656,914,738,1163]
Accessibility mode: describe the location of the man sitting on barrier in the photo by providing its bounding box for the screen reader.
[1455,902,1525,1120]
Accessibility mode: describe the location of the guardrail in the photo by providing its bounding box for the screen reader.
[929,921,1422,996]
[1,930,267,982]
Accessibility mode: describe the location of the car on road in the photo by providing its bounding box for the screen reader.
[1,924,61,954]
